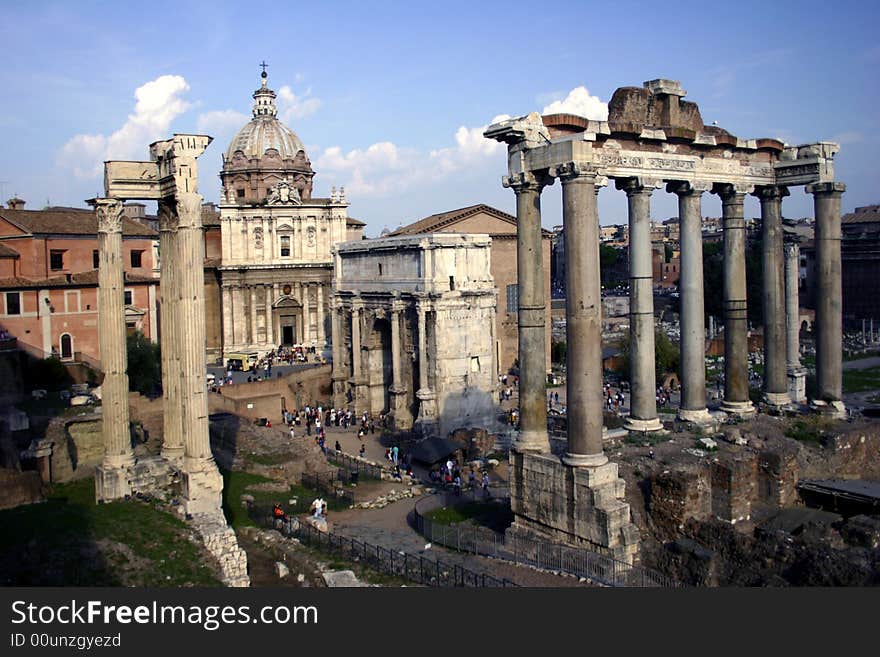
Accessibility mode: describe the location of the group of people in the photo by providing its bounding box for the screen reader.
[604,384,627,413]
[309,497,328,519]
[429,458,491,497]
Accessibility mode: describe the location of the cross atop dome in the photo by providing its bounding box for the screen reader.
[252,63,277,118]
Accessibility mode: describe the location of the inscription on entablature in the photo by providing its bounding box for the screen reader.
[775,163,821,180]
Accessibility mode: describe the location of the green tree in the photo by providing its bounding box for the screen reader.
[599,244,623,286]
[551,341,567,365]
[126,330,162,395]
[615,330,680,382]
[24,356,73,391]
[702,238,763,326]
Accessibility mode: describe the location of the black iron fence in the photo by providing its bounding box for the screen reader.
[325,448,384,480]
[251,506,517,587]
[300,471,356,506]
[413,491,677,588]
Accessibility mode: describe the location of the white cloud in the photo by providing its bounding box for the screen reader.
[542,86,607,120]
[58,75,192,179]
[196,109,249,135]
[277,85,322,121]
[317,115,511,197]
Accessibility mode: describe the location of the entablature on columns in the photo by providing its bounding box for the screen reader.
[485,79,838,193]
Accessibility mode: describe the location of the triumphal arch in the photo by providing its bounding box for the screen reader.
[485,79,844,563]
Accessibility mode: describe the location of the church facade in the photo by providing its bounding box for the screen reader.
[215,71,362,361]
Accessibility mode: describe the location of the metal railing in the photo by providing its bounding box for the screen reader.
[325,448,384,480]
[300,471,355,506]
[413,491,677,588]
[252,506,517,587]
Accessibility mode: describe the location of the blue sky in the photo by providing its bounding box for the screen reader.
[1,0,877,235]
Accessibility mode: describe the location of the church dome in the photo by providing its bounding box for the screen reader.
[221,70,315,204]
[225,73,307,162]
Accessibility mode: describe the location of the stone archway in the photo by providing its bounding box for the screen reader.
[60,333,73,360]
[273,296,303,346]
[366,316,393,415]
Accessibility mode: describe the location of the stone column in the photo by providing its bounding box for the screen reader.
[316,283,325,349]
[714,183,755,418]
[331,300,346,407]
[784,241,807,402]
[351,298,363,411]
[92,198,134,501]
[221,285,233,354]
[389,299,411,428]
[249,286,258,347]
[414,299,437,437]
[231,286,244,345]
[669,181,712,424]
[505,171,551,453]
[756,186,790,407]
[617,177,663,432]
[808,182,846,416]
[264,285,274,346]
[158,201,183,463]
[176,191,223,514]
[555,163,605,465]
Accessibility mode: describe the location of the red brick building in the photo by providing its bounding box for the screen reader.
[0,201,159,365]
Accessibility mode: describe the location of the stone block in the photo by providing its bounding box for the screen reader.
[275,562,290,579]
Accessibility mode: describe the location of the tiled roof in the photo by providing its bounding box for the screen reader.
[346,216,366,227]
[389,204,516,236]
[842,205,880,224]
[0,243,19,258]
[0,270,157,290]
[0,208,157,237]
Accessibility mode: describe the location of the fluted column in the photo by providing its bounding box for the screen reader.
[669,181,712,423]
[505,171,552,453]
[158,201,183,462]
[756,185,790,407]
[714,183,755,417]
[93,198,134,501]
[389,299,411,427]
[316,283,325,348]
[249,286,258,346]
[618,177,663,432]
[331,299,346,407]
[351,300,362,381]
[221,285,233,353]
[264,285,273,346]
[553,163,605,465]
[808,181,846,415]
[784,241,807,403]
[414,298,438,436]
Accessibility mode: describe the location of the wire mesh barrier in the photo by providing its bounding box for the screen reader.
[413,491,678,588]
[300,471,356,506]
[325,448,384,480]
[250,505,517,587]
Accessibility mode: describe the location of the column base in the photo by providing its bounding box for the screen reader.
[763,391,792,409]
[721,400,757,419]
[810,399,846,420]
[160,445,185,465]
[623,416,665,433]
[562,451,608,467]
[389,387,412,431]
[677,408,715,425]
[513,430,551,454]
[509,451,640,565]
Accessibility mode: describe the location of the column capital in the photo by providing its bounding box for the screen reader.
[753,185,790,201]
[175,191,205,228]
[351,299,364,313]
[157,200,178,232]
[615,176,663,196]
[391,299,407,314]
[712,182,754,200]
[666,180,711,196]
[549,161,595,182]
[806,181,846,196]
[90,198,125,233]
[503,170,553,193]
[783,241,800,257]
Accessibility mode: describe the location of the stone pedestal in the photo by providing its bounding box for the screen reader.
[623,416,664,433]
[95,463,132,503]
[788,367,807,404]
[509,451,640,565]
[413,388,438,438]
[180,467,225,516]
[389,387,412,430]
